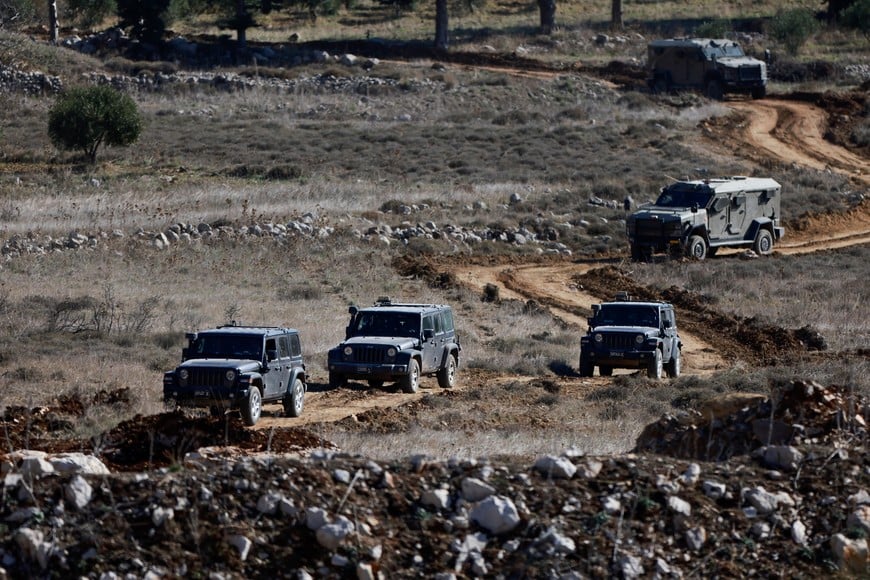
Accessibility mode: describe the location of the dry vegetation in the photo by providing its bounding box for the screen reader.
[0,0,868,461]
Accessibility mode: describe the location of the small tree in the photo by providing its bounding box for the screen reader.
[116,0,171,45]
[48,85,142,163]
[769,8,819,55]
[840,0,869,33]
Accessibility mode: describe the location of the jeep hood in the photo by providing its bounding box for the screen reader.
[342,336,419,350]
[178,359,262,372]
[631,207,700,220]
[717,56,765,68]
[592,326,659,333]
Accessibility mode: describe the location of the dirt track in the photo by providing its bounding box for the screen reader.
[250,95,870,430]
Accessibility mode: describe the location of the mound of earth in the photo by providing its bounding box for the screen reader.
[635,379,868,461]
[573,266,823,364]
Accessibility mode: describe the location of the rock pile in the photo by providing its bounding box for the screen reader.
[0,65,63,95]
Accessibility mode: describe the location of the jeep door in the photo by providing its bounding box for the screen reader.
[262,337,289,399]
[661,309,679,361]
[421,314,439,373]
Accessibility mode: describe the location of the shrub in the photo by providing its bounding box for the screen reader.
[695,19,732,39]
[768,8,820,55]
[47,85,142,162]
[840,0,870,33]
[66,0,117,28]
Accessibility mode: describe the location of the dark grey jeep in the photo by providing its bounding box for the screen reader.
[579,295,681,380]
[163,325,306,426]
[327,298,461,393]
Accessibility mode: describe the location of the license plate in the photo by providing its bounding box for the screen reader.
[669,240,680,245]
[358,367,369,373]
[195,390,210,397]
[609,352,624,357]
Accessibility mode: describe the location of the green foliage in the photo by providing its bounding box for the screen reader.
[695,19,732,38]
[47,85,142,162]
[769,8,820,55]
[840,0,869,33]
[0,0,37,28]
[116,0,171,44]
[66,0,117,28]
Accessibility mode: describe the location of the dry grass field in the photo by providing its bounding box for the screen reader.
[0,0,867,455]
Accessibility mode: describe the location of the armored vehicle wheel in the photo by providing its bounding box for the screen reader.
[283,378,304,418]
[329,372,347,389]
[753,229,774,255]
[630,244,652,262]
[579,356,594,377]
[705,79,724,101]
[666,349,681,378]
[368,380,384,388]
[437,354,457,388]
[599,366,613,377]
[241,387,262,426]
[751,86,766,99]
[648,350,663,379]
[653,76,670,95]
[686,235,708,260]
[401,359,420,394]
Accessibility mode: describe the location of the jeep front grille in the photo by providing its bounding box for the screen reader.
[350,346,388,364]
[187,368,228,387]
[601,334,636,349]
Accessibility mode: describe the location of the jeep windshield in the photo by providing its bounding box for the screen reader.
[703,43,745,59]
[351,312,421,337]
[655,184,714,208]
[190,334,264,359]
[594,305,660,328]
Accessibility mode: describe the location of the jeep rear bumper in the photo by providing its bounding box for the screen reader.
[584,349,656,369]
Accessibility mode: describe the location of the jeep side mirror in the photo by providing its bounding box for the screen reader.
[181,348,189,362]
[691,203,698,213]
[266,349,278,361]
[423,329,434,340]
[663,320,671,329]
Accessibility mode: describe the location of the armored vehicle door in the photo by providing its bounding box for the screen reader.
[707,194,730,240]
[263,336,289,398]
[686,47,708,85]
[727,194,748,237]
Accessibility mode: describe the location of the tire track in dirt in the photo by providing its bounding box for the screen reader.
[455,262,726,376]
[727,99,869,186]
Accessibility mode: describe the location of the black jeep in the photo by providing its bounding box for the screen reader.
[579,295,681,380]
[163,325,307,426]
[327,298,461,393]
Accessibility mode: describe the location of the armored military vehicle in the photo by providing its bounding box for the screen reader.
[627,176,783,260]
[647,38,768,100]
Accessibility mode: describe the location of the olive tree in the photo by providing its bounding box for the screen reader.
[47,85,142,163]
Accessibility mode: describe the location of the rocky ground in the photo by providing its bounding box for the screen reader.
[1,380,868,578]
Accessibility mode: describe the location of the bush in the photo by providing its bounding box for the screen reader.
[695,19,732,39]
[65,0,117,28]
[47,85,142,162]
[840,0,870,33]
[768,8,820,55]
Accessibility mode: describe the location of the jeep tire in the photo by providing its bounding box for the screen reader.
[401,359,420,393]
[437,354,457,388]
[329,372,347,389]
[686,235,708,260]
[751,86,766,99]
[648,349,663,379]
[368,380,384,389]
[753,229,774,256]
[599,366,613,377]
[283,378,304,418]
[579,355,594,378]
[666,349,681,378]
[241,387,262,426]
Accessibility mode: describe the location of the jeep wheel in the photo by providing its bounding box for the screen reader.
[753,229,774,256]
[705,79,724,101]
[283,378,305,418]
[647,350,663,380]
[599,366,613,377]
[579,356,594,378]
[400,359,420,394]
[437,354,457,388]
[241,387,262,426]
[328,372,347,389]
[368,380,384,389]
[686,235,708,260]
[666,349,681,379]
[751,86,766,99]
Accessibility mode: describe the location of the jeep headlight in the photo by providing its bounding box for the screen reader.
[225,370,236,383]
[343,346,353,357]
[594,333,603,343]
[178,369,189,386]
[635,334,644,345]
[386,347,397,358]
